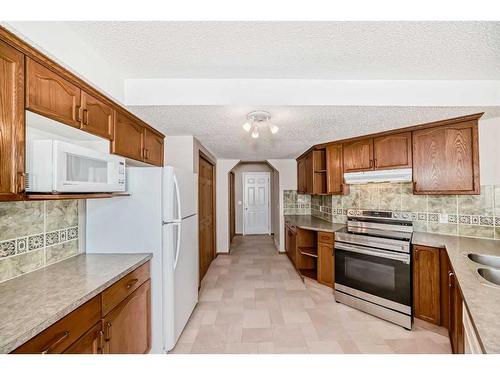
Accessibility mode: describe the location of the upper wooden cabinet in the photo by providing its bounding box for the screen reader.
[297,149,328,194]
[412,120,479,194]
[373,132,412,170]
[26,58,81,128]
[0,40,25,201]
[112,110,145,162]
[343,138,374,172]
[326,144,344,195]
[297,157,307,193]
[81,91,113,140]
[144,129,164,167]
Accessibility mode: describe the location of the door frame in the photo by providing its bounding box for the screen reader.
[242,171,271,236]
[198,151,216,284]
[229,171,235,245]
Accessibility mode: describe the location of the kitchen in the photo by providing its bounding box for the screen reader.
[1,13,500,368]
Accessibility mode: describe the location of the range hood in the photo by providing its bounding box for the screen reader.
[344,168,413,185]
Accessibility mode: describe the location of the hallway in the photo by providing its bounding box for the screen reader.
[171,235,451,354]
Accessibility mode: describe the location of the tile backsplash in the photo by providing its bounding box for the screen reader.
[0,200,80,283]
[284,183,500,240]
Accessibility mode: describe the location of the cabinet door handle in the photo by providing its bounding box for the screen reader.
[126,278,139,289]
[76,106,82,122]
[98,330,104,354]
[413,181,418,191]
[369,159,373,168]
[448,271,454,288]
[83,109,89,125]
[41,330,70,354]
[414,249,419,261]
[105,322,112,342]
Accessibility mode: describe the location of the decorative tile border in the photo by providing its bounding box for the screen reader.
[285,182,500,240]
[0,226,79,259]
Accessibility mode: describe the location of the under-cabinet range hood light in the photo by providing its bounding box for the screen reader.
[343,168,413,185]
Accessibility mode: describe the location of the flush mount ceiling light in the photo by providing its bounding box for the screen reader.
[242,110,279,139]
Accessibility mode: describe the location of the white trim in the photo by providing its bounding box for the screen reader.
[242,171,271,236]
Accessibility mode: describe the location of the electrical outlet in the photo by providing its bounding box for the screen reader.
[439,213,448,224]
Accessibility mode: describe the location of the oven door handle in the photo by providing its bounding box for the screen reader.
[334,242,410,264]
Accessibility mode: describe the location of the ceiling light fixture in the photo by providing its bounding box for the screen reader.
[242,110,279,137]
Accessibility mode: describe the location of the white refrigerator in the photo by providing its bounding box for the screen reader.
[86,166,199,353]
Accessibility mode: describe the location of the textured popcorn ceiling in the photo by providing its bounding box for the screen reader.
[129,106,500,159]
[54,22,500,159]
[64,21,500,80]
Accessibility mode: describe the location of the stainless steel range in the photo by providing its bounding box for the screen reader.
[334,209,413,329]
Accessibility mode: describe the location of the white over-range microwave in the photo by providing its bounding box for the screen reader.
[26,140,126,193]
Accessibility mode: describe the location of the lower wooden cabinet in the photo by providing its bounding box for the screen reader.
[413,245,465,354]
[103,280,151,354]
[285,224,297,267]
[12,261,151,354]
[317,241,334,288]
[64,322,103,354]
[449,270,464,354]
[413,245,441,325]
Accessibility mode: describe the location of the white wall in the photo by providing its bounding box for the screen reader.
[479,117,500,186]
[266,159,297,252]
[4,22,125,103]
[164,136,195,171]
[216,159,240,253]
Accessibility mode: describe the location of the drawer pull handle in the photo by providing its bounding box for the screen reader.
[126,278,139,289]
[41,331,70,354]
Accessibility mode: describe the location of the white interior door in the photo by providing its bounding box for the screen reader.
[243,172,270,235]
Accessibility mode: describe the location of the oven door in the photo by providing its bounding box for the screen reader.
[335,242,411,308]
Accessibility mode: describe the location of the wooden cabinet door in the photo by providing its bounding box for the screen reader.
[81,91,113,140]
[64,322,103,354]
[103,280,151,354]
[199,155,215,283]
[285,226,297,267]
[374,132,412,170]
[297,158,306,193]
[0,40,25,201]
[449,271,465,354]
[412,122,479,194]
[144,129,164,166]
[317,242,334,288]
[26,58,81,128]
[413,245,441,325]
[326,144,344,194]
[305,152,314,194]
[343,138,374,172]
[112,110,145,161]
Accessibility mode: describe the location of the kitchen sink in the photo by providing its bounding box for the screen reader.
[477,268,500,286]
[467,253,500,268]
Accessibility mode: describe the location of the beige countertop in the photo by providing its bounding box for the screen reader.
[285,214,500,353]
[0,253,152,354]
[284,215,346,233]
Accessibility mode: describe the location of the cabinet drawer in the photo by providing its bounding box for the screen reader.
[12,295,101,354]
[318,231,334,244]
[101,261,150,316]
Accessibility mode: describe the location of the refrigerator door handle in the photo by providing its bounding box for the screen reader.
[173,222,182,270]
[173,174,182,221]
